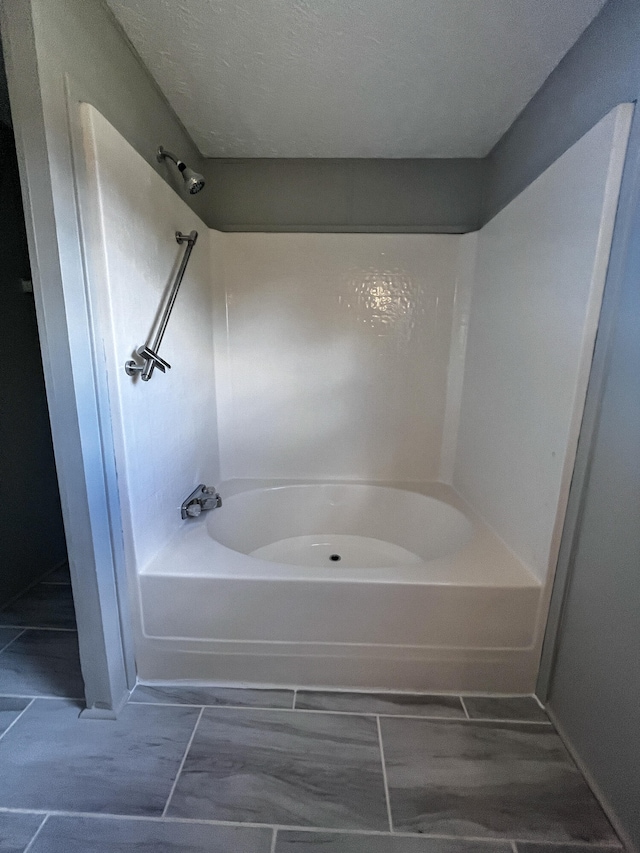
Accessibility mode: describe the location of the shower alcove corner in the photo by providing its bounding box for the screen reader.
[77,101,631,696]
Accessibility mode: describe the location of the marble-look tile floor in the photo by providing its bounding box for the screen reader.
[0,564,82,700]
[0,575,623,852]
[0,582,76,630]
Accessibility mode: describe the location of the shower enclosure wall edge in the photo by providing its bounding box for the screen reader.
[0,1,138,714]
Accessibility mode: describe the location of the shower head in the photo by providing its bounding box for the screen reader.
[157,146,206,195]
[181,166,206,195]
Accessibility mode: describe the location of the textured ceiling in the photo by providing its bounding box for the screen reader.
[106,0,606,158]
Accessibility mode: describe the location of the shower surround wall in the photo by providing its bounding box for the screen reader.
[79,105,220,579]
[212,233,462,482]
[454,106,632,584]
[78,102,628,690]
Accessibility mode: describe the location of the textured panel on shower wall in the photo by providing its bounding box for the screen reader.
[214,233,460,481]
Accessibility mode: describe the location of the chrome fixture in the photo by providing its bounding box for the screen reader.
[181,484,222,519]
[157,146,205,194]
[125,230,198,381]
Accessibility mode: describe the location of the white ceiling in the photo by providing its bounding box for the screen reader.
[107,0,606,159]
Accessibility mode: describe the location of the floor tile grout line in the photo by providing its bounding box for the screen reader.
[161,706,205,818]
[129,700,298,712]
[460,696,471,719]
[0,698,34,743]
[0,628,26,656]
[292,688,297,709]
[376,715,394,833]
[291,707,471,721]
[127,699,548,723]
[134,689,540,699]
[510,840,519,853]
[270,827,278,853]
[467,717,551,725]
[22,813,49,853]
[0,808,625,846]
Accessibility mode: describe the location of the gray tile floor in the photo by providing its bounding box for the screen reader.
[0,569,623,852]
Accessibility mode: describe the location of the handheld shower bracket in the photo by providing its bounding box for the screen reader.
[125,230,197,382]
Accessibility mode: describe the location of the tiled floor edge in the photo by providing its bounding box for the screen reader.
[129,701,551,724]
[131,701,467,718]
[137,683,541,699]
[0,807,625,845]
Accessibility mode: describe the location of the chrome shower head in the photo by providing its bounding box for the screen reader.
[157,146,206,195]
[181,165,206,195]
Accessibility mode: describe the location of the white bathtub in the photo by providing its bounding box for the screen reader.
[137,481,542,692]
[209,483,474,571]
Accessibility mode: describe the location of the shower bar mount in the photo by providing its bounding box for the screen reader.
[125,230,198,381]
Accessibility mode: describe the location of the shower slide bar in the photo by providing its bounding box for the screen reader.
[125,229,198,381]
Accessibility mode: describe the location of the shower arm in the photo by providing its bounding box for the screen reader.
[125,230,198,381]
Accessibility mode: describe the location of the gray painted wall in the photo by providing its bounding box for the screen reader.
[0,122,66,604]
[27,0,483,236]
[484,0,640,222]
[485,1,640,848]
[546,180,640,850]
[29,0,209,224]
[204,157,485,232]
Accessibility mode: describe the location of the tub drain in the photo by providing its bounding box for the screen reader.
[329,554,341,562]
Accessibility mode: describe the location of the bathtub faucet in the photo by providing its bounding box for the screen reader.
[181,484,222,519]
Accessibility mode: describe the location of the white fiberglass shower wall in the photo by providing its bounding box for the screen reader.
[78,102,630,692]
[211,232,462,482]
[454,105,632,585]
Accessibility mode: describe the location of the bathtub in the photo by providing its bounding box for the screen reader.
[207,483,474,570]
[137,481,542,692]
